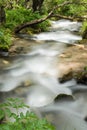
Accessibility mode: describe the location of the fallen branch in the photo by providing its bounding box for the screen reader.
[14,1,73,33]
[51,14,87,21]
[14,1,87,33]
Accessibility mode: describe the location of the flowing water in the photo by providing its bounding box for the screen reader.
[0,19,87,130]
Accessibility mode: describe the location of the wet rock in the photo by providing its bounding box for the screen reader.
[84,116,87,122]
[54,94,74,102]
[76,71,87,85]
[59,71,73,83]
[0,49,9,57]
[59,69,87,85]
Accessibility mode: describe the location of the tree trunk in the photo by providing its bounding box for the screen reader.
[0,6,6,25]
[32,0,44,12]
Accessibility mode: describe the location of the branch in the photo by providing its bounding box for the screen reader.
[14,1,87,33]
[52,14,87,21]
[14,1,73,33]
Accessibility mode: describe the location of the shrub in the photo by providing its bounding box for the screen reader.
[0,98,55,130]
[5,7,50,32]
[81,21,87,33]
[0,29,11,50]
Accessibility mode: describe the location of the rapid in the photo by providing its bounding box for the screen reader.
[0,19,87,130]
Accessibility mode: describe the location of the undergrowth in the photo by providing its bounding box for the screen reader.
[81,20,87,33]
[0,98,55,130]
[0,28,11,50]
[0,7,50,50]
[5,8,50,32]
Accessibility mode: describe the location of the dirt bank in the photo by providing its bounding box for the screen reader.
[57,39,87,84]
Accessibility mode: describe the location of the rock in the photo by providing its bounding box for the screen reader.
[2,60,9,65]
[59,71,73,83]
[84,116,87,122]
[57,40,87,84]
[0,50,9,57]
[75,71,87,85]
[54,94,74,102]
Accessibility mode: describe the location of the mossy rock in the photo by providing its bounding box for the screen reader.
[75,71,87,85]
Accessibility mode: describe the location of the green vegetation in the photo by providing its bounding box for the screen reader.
[0,0,87,51]
[0,98,55,130]
[82,20,87,33]
[0,29,11,50]
[0,1,50,50]
[43,0,87,16]
[5,8,50,32]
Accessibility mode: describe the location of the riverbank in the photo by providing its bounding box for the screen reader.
[0,36,44,69]
[57,39,87,84]
[0,37,87,84]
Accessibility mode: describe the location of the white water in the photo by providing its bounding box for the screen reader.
[51,19,82,31]
[0,19,87,130]
[33,19,82,43]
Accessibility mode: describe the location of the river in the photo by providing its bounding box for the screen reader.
[0,19,87,130]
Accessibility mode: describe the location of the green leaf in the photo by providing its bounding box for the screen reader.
[0,109,5,120]
[5,108,12,117]
[20,112,24,118]
[0,98,55,130]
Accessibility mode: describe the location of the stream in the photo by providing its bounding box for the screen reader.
[0,19,87,130]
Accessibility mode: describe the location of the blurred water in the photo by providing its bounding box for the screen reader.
[37,85,87,130]
[33,19,82,43]
[0,19,87,130]
[51,19,82,31]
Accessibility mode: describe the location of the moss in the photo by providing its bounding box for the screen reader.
[73,66,87,84]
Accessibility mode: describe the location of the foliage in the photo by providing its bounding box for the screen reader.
[0,6,50,49]
[0,98,55,130]
[81,21,87,33]
[60,3,87,17]
[0,29,11,50]
[84,66,87,71]
[5,7,50,32]
[0,0,6,6]
[43,0,87,17]
[0,0,26,8]
[0,0,87,49]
